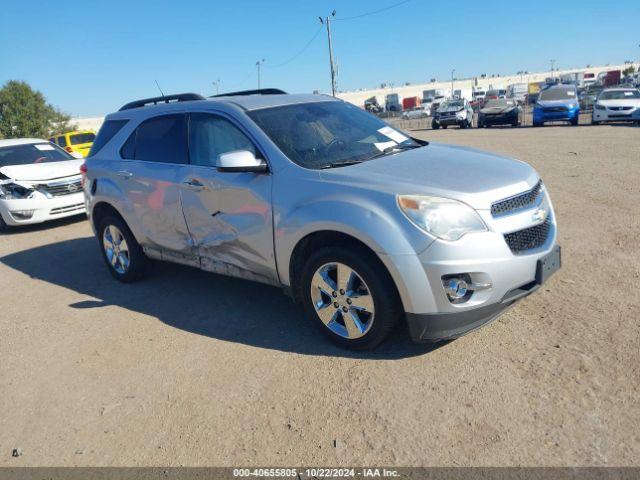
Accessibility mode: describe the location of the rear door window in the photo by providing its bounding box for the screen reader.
[121,114,187,164]
[70,132,96,145]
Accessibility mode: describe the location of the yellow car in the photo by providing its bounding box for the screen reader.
[49,130,96,157]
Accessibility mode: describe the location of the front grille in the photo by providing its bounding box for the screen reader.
[543,106,567,113]
[504,219,552,254]
[609,106,633,111]
[38,178,82,197]
[50,203,85,215]
[491,180,543,217]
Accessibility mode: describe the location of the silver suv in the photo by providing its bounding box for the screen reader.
[84,90,560,350]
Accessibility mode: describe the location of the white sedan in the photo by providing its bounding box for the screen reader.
[0,138,86,231]
[402,105,431,119]
[592,88,640,124]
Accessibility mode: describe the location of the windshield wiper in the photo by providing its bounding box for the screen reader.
[363,143,422,161]
[320,160,364,169]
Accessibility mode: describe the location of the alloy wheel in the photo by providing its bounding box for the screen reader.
[102,225,130,274]
[310,262,375,339]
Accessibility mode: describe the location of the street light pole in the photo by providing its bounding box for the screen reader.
[212,79,220,95]
[256,59,265,89]
[319,11,337,96]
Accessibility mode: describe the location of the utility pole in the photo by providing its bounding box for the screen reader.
[212,79,220,95]
[550,59,555,76]
[319,11,337,96]
[451,69,455,97]
[256,59,265,89]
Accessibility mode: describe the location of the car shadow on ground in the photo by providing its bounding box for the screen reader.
[0,236,446,359]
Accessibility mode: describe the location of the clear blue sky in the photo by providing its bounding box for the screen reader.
[1,0,638,117]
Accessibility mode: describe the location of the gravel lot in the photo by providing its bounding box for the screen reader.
[1,124,639,467]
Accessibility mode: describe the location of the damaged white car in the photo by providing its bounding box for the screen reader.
[0,138,86,231]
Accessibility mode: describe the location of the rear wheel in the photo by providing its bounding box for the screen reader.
[300,246,402,350]
[442,124,448,129]
[432,120,440,130]
[98,215,147,282]
[0,215,9,233]
[533,121,543,127]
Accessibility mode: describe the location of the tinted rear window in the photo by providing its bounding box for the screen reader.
[122,114,187,164]
[88,120,128,157]
[70,132,96,145]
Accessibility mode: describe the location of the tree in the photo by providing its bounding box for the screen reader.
[622,65,636,76]
[0,80,73,139]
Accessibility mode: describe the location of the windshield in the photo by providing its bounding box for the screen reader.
[440,100,463,109]
[539,87,576,101]
[0,143,73,167]
[599,90,640,100]
[248,101,420,169]
[70,132,95,145]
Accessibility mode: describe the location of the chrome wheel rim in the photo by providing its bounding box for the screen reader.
[310,262,375,340]
[102,225,130,274]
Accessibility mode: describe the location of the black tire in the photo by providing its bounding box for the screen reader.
[442,124,448,129]
[432,121,440,130]
[97,215,147,282]
[533,121,543,127]
[571,117,579,126]
[0,214,9,233]
[299,246,402,350]
[477,120,483,128]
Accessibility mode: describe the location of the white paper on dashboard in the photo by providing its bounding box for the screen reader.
[374,141,398,151]
[35,144,55,151]
[378,126,409,144]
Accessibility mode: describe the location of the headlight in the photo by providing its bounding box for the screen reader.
[456,110,466,118]
[595,103,606,110]
[0,183,35,200]
[398,195,487,241]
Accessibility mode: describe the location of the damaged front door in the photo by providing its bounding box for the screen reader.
[180,112,277,284]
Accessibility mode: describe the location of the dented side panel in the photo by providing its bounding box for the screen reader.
[179,165,277,285]
[117,160,198,266]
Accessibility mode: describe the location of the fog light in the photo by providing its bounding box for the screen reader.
[443,277,469,301]
[11,209,35,220]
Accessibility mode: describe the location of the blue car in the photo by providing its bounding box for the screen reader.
[533,84,580,126]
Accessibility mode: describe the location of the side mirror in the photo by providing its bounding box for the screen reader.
[216,150,268,173]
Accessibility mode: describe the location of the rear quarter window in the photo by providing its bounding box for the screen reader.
[88,120,128,157]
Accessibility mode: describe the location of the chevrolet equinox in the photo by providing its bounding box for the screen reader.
[83,90,561,350]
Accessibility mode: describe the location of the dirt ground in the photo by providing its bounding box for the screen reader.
[1,124,639,467]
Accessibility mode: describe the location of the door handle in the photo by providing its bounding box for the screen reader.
[182,179,205,190]
[117,170,133,179]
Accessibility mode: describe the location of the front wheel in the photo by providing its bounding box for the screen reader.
[442,124,448,129]
[432,121,440,130]
[300,247,402,350]
[98,215,147,282]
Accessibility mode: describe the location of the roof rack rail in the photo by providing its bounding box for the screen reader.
[119,93,205,111]
[211,88,287,98]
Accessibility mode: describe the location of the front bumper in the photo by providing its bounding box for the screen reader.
[436,114,466,126]
[481,112,518,125]
[0,192,86,226]
[593,107,640,122]
[533,107,579,123]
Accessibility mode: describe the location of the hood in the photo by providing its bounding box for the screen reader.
[480,105,516,114]
[318,143,539,210]
[438,106,463,114]
[0,159,84,182]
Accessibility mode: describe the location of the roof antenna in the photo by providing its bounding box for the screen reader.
[154,80,165,98]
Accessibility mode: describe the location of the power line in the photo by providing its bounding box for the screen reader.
[333,0,413,21]
[268,26,324,68]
